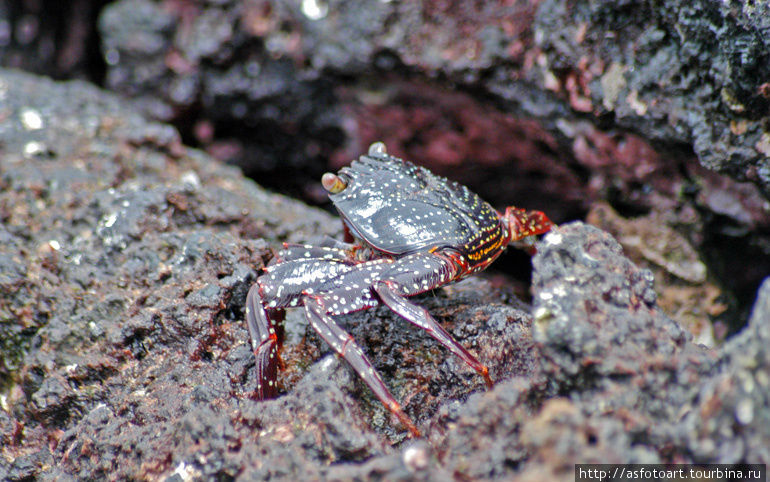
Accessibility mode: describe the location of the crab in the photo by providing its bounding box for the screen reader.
[244,142,553,436]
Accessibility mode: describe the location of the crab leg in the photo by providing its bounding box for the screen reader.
[245,256,371,401]
[374,280,493,388]
[304,297,421,437]
[245,284,282,399]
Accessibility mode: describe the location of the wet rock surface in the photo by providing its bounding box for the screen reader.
[535,0,770,191]
[2,69,770,481]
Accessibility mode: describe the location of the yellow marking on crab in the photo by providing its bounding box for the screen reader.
[467,234,504,262]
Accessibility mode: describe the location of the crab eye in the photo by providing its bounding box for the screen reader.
[368,141,387,156]
[322,172,348,194]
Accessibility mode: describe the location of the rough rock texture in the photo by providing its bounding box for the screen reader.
[682,278,770,464]
[586,202,721,345]
[535,0,770,190]
[2,70,770,481]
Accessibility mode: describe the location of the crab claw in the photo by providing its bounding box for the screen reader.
[503,207,553,240]
[321,172,348,194]
[502,207,554,255]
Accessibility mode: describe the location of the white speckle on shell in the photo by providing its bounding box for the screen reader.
[538,291,553,301]
[180,170,201,189]
[321,356,336,371]
[103,212,118,228]
[533,306,549,321]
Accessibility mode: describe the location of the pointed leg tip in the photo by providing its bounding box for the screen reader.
[389,401,421,438]
[399,415,422,438]
[484,376,494,389]
[480,366,494,389]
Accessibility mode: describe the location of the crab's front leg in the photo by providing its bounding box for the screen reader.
[303,296,421,437]
[373,250,493,387]
[374,280,493,388]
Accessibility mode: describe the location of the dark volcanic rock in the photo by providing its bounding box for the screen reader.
[2,70,770,481]
[0,1,107,79]
[534,0,770,193]
[680,278,770,463]
[532,223,690,388]
[98,0,348,198]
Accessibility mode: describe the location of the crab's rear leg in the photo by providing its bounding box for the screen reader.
[304,297,421,437]
[245,255,358,400]
[373,280,493,388]
[245,285,283,399]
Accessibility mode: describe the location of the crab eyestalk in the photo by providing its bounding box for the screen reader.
[368,141,387,156]
[322,172,347,194]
